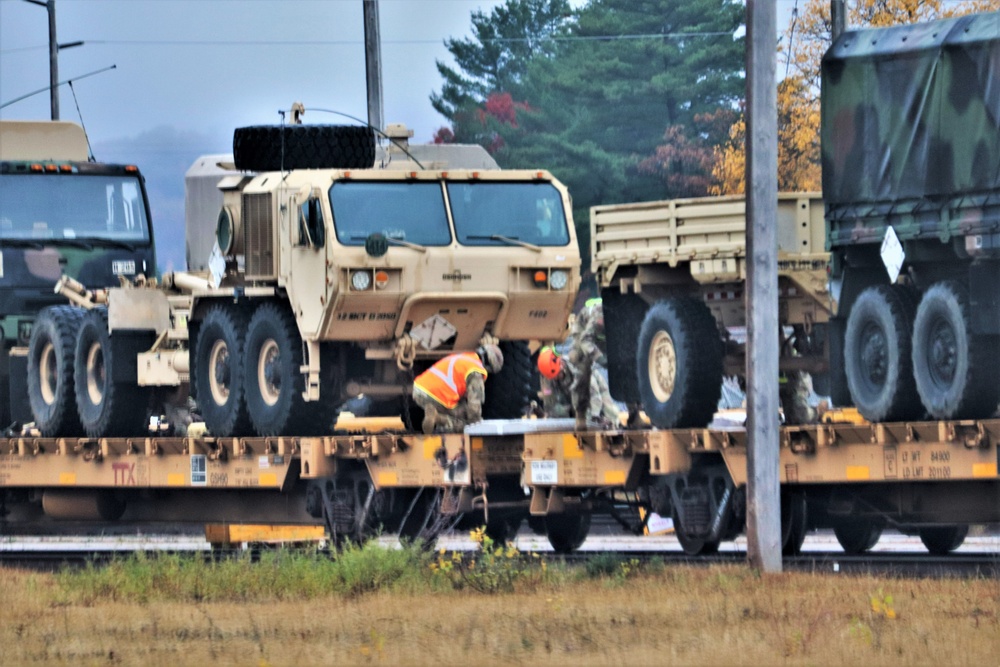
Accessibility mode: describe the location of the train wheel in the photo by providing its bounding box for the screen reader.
[918,524,968,555]
[780,490,808,556]
[833,519,883,554]
[27,306,84,436]
[636,298,722,429]
[911,281,1000,419]
[672,507,721,556]
[844,285,922,422]
[194,306,252,437]
[545,512,591,554]
[485,514,523,546]
[74,308,149,437]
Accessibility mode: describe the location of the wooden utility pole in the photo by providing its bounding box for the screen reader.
[831,0,847,41]
[363,0,384,131]
[23,0,59,120]
[744,0,782,572]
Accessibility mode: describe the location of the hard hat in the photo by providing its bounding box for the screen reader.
[477,344,504,374]
[537,346,562,379]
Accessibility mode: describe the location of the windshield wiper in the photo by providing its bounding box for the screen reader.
[0,238,47,250]
[86,238,137,252]
[350,234,427,253]
[466,234,541,253]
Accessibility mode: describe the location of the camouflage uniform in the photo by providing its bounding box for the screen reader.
[412,373,486,434]
[566,300,628,430]
[539,354,617,424]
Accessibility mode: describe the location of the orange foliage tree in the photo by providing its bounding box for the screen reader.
[710,0,996,195]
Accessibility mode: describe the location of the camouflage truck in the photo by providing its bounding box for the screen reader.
[823,12,1000,422]
[34,119,580,439]
[0,121,156,431]
[592,193,830,428]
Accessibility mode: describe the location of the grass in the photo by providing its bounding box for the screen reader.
[0,539,996,666]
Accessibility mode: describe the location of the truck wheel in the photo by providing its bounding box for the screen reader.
[232,125,376,171]
[843,285,922,422]
[911,281,1000,419]
[27,306,84,436]
[244,303,314,436]
[483,341,533,419]
[545,512,591,554]
[832,518,882,554]
[74,308,150,437]
[918,524,968,555]
[194,306,252,437]
[636,299,722,429]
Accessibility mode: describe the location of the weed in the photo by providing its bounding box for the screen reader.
[432,526,538,593]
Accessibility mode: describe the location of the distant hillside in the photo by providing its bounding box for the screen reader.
[92,126,229,274]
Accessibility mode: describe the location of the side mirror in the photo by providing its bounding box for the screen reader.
[298,196,325,248]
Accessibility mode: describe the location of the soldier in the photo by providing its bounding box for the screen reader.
[568,298,642,430]
[538,343,621,429]
[411,344,504,434]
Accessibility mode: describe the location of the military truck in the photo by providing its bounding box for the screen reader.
[823,13,1000,423]
[0,121,156,431]
[592,193,830,428]
[31,119,581,439]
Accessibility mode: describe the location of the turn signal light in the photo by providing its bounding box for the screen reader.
[533,270,548,287]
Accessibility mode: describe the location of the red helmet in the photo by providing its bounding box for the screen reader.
[538,346,562,379]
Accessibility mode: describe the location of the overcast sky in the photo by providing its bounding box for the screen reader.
[0,0,801,144]
[0,0,794,270]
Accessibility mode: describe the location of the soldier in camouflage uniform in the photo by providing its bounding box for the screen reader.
[538,344,619,426]
[567,299,638,430]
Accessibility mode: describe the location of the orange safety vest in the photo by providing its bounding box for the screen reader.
[413,352,488,409]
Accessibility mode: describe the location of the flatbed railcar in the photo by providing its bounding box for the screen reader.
[2,417,996,555]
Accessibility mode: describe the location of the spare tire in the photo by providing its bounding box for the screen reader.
[233,125,376,171]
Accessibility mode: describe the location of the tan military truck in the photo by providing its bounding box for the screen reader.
[592,193,830,428]
[36,119,581,439]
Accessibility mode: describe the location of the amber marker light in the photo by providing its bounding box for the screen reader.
[29,164,43,172]
[59,164,72,172]
[44,164,57,172]
[533,270,548,287]
[125,165,138,172]
[374,270,389,289]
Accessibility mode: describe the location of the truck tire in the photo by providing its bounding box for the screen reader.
[918,524,968,555]
[636,298,723,429]
[483,341,533,420]
[27,306,84,437]
[232,125,376,171]
[74,308,150,437]
[844,285,922,422]
[911,281,1000,420]
[194,305,252,437]
[244,303,332,436]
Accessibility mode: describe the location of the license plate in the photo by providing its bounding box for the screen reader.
[112,260,136,275]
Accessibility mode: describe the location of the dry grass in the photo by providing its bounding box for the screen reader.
[1,557,997,666]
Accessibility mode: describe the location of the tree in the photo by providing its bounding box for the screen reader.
[639,109,738,198]
[711,0,994,194]
[431,0,572,126]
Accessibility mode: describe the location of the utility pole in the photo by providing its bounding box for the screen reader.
[744,0,782,572]
[363,0,384,132]
[831,0,847,41]
[23,0,59,119]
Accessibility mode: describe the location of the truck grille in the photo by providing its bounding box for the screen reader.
[243,192,274,278]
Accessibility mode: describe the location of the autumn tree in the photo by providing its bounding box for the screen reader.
[711,0,996,194]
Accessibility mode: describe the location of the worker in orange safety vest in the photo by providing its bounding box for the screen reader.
[411,345,504,434]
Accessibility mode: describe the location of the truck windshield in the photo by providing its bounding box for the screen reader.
[0,173,151,243]
[330,181,451,246]
[449,182,570,246]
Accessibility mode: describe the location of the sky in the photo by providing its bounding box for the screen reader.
[0,0,796,270]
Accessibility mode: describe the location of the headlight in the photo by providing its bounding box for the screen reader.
[351,270,372,291]
[549,269,569,290]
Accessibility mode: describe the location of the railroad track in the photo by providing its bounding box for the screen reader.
[2,537,996,578]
